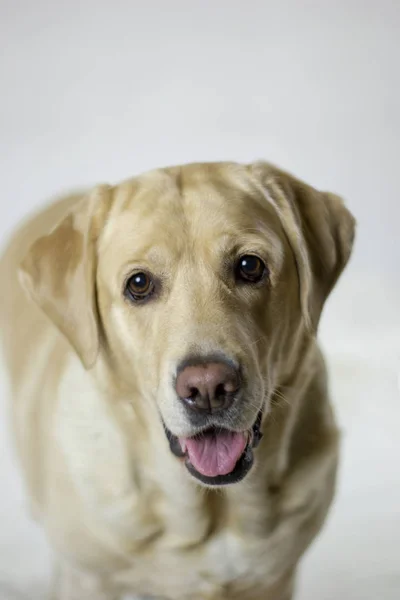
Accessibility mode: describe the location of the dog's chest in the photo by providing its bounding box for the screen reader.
[115,521,279,599]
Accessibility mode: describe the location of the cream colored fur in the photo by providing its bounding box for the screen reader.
[0,162,355,600]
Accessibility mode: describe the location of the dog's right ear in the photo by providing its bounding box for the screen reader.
[19,185,112,369]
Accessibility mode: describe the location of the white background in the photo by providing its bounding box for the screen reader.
[0,1,399,599]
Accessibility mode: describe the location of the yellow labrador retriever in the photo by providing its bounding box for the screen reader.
[0,162,355,600]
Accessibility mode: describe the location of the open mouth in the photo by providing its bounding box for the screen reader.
[164,410,263,486]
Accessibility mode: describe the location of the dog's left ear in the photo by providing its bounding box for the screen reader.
[19,185,112,369]
[250,162,356,329]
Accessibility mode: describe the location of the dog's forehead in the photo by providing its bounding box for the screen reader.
[100,163,280,258]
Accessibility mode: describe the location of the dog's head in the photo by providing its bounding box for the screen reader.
[20,162,355,486]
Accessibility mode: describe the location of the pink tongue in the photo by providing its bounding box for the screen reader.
[181,430,247,477]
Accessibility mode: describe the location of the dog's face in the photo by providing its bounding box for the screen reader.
[95,165,294,485]
[20,162,355,486]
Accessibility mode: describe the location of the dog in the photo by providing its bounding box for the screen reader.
[0,161,355,600]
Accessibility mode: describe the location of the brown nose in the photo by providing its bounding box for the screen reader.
[176,360,240,413]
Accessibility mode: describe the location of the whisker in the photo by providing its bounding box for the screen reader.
[272,388,292,408]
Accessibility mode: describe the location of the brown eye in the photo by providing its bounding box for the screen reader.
[235,255,267,283]
[125,272,155,301]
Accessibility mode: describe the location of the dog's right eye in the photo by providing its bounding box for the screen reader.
[125,272,155,302]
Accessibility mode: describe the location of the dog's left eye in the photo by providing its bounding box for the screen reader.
[235,255,267,283]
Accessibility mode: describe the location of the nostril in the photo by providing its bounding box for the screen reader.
[188,387,199,400]
[183,384,210,412]
[215,383,227,403]
[215,383,225,395]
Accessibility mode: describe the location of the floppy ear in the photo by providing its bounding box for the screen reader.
[251,162,356,328]
[19,185,112,369]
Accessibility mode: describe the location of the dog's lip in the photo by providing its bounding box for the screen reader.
[163,408,263,486]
